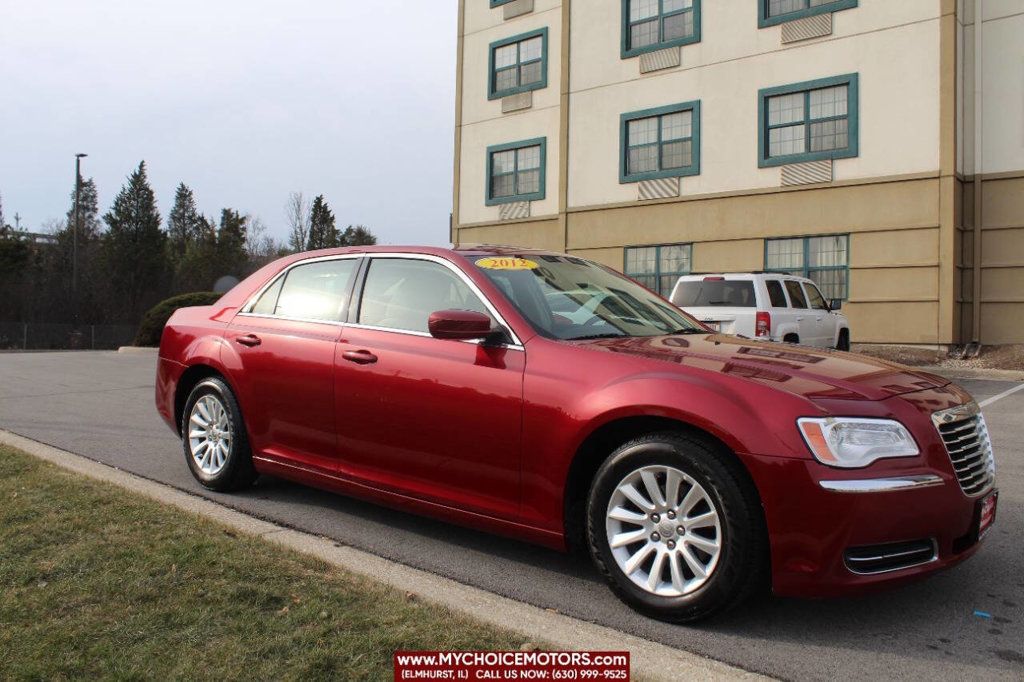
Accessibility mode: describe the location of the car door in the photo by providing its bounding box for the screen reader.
[783,279,816,345]
[334,255,525,520]
[763,279,794,341]
[802,281,838,348]
[226,256,360,474]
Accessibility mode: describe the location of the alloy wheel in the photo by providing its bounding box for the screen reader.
[605,465,723,596]
[188,394,232,475]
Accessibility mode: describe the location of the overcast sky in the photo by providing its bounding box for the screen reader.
[0,1,458,245]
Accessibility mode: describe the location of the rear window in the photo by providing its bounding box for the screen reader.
[765,280,788,308]
[671,280,756,307]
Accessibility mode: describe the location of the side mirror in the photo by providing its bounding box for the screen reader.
[428,309,495,341]
[829,299,843,311]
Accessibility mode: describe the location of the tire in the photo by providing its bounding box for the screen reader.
[586,432,766,622]
[783,334,799,344]
[836,329,850,352]
[181,377,257,492]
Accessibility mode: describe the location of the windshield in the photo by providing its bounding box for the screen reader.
[671,280,756,307]
[471,254,704,340]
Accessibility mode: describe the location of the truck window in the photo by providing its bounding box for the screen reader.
[671,280,756,307]
[785,280,808,309]
[765,280,788,308]
[803,283,829,311]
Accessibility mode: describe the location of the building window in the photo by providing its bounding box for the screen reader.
[765,235,849,300]
[490,0,516,6]
[486,138,546,205]
[624,243,692,296]
[758,74,858,167]
[622,0,701,57]
[488,28,548,100]
[620,101,700,183]
[759,0,858,28]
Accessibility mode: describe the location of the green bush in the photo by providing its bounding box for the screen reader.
[133,291,222,347]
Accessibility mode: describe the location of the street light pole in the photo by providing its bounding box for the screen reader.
[73,153,87,328]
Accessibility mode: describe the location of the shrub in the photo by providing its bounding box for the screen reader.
[133,291,222,347]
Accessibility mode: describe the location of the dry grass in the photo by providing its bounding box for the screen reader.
[852,344,1024,372]
[0,445,525,680]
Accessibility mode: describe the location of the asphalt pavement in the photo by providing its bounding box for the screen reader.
[1,351,1021,681]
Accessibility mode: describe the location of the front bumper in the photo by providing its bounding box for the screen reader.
[744,452,990,597]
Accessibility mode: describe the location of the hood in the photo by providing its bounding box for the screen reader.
[574,333,949,402]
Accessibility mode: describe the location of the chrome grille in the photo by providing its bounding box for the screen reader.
[931,402,996,497]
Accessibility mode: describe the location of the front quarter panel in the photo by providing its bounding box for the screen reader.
[519,337,819,533]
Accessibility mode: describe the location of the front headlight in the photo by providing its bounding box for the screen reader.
[797,417,920,468]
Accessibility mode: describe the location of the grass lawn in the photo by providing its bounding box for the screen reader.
[0,445,526,680]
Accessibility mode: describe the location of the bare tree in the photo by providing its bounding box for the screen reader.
[244,214,281,265]
[285,191,310,253]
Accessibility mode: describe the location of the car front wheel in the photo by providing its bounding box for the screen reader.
[586,432,765,622]
[181,377,257,492]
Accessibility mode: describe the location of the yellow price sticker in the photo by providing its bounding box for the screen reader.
[475,257,539,271]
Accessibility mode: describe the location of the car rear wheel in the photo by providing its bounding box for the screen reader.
[181,377,257,492]
[586,432,765,622]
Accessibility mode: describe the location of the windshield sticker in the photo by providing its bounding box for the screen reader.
[475,257,539,271]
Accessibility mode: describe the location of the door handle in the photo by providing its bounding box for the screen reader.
[235,334,261,347]
[342,349,378,365]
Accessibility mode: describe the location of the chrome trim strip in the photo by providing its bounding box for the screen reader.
[844,539,939,575]
[235,251,525,350]
[819,475,945,493]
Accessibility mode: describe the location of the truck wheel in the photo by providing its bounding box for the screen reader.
[586,432,766,622]
[837,329,850,351]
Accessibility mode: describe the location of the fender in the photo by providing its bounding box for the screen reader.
[519,365,819,532]
[773,321,800,342]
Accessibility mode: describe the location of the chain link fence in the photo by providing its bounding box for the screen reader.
[0,322,138,351]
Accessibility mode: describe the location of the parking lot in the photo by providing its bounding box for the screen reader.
[0,351,1021,681]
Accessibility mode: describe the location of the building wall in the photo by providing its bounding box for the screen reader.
[567,0,942,207]
[956,0,1024,344]
[454,0,1023,345]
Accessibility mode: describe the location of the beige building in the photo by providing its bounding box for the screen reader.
[451,0,1024,346]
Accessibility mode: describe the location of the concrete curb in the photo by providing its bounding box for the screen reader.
[117,346,159,354]
[0,429,768,682]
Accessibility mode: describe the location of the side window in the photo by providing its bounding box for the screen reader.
[765,280,788,308]
[274,259,358,322]
[250,276,284,315]
[785,280,808,309]
[804,283,829,310]
[358,259,493,334]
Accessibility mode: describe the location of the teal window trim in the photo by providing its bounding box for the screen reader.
[486,137,547,206]
[757,73,858,168]
[490,0,515,6]
[619,101,701,183]
[621,0,701,58]
[759,0,857,28]
[488,28,548,100]
[764,234,851,300]
[623,243,693,297]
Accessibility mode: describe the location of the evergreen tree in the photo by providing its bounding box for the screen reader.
[167,183,204,254]
[306,194,339,250]
[340,224,377,246]
[217,208,249,275]
[0,190,6,232]
[102,161,167,320]
[64,177,102,239]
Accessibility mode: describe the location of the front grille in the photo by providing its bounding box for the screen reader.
[932,402,996,497]
[844,539,937,575]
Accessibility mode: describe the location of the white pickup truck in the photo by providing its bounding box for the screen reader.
[669,273,851,350]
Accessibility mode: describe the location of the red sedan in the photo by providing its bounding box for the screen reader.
[156,246,997,621]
